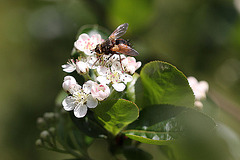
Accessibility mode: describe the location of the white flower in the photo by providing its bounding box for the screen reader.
[62,59,76,73]
[62,76,77,92]
[74,33,103,55]
[83,80,95,94]
[122,57,141,74]
[91,83,110,101]
[188,76,209,109]
[97,63,133,92]
[76,61,89,74]
[188,76,209,100]
[86,55,99,69]
[62,83,98,118]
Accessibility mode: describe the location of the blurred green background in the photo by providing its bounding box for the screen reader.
[1,0,240,159]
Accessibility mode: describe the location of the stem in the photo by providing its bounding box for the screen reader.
[60,141,83,159]
[42,146,69,154]
[83,73,93,81]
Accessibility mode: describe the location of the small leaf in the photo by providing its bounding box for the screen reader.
[136,61,195,109]
[93,99,139,136]
[123,104,216,145]
[123,147,153,160]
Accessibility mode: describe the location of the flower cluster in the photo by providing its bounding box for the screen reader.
[187,76,209,109]
[61,33,141,118]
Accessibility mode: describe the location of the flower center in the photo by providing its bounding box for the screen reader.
[107,71,121,83]
[84,39,95,50]
[73,91,88,105]
[98,85,106,92]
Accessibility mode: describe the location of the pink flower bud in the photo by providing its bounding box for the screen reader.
[91,83,110,101]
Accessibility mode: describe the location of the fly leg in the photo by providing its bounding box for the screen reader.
[92,54,103,67]
[118,53,124,72]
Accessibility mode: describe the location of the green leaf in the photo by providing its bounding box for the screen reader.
[123,104,216,145]
[123,147,153,160]
[137,61,195,109]
[70,111,108,138]
[93,99,139,136]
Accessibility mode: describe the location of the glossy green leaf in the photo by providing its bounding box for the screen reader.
[123,147,153,160]
[136,61,195,109]
[123,104,216,145]
[93,99,139,136]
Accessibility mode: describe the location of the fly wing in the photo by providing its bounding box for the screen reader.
[112,44,139,56]
[109,23,129,40]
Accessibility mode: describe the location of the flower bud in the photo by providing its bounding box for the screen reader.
[43,112,55,121]
[62,76,77,92]
[36,117,46,130]
[48,127,55,135]
[91,83,110,101]
[40,130,50,140]
[35,139,43,147]
[194,100,203,109]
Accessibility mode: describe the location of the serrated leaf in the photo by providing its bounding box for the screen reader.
[136,61,195,109]
[123,104,216,145]
[93,99,139,136]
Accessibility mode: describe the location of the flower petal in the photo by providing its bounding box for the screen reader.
[112,83,126,92]
[62,64,76,73]
[111,61,122,72]
[62,96,76,111]
[79,33,90,41]
[97,66,109,75]
[187,76,198,88]
[76,61,89,74]
[120,74,133,84]
[84,49,94,56]
[69,84,82,95]
[74,104,88,118]
[62,76,77,92]
[97,76,110,85]
[87,95,98,108]
[83,80,95,94]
